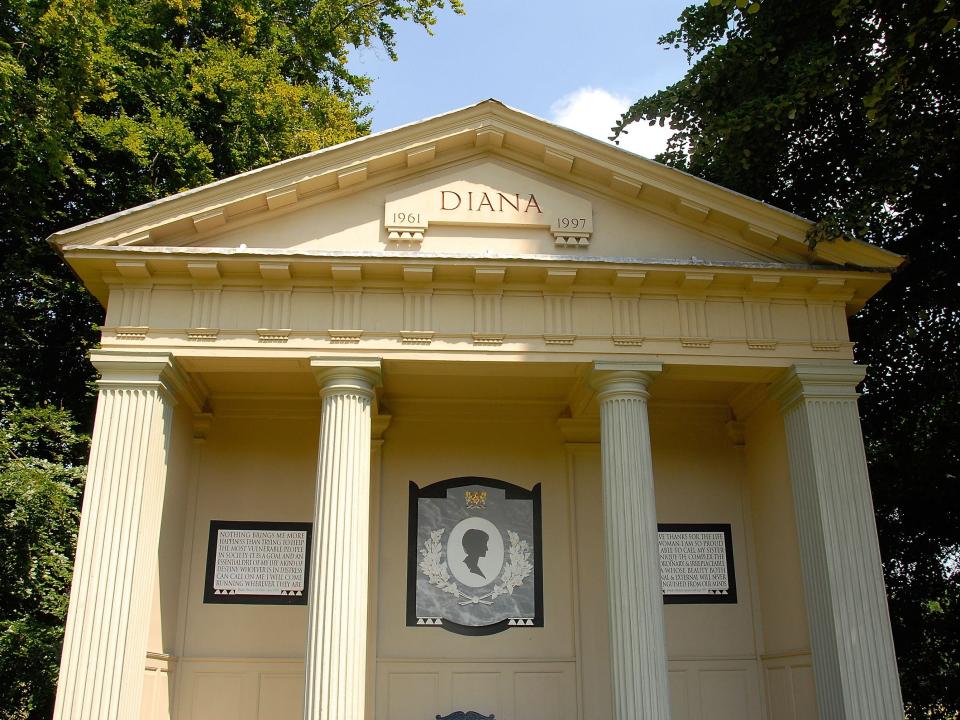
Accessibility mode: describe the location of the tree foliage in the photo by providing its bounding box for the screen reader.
[0,406,86,719]
[613,1,959,715]
[0,0,462,715]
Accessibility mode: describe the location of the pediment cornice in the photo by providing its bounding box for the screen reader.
[49,101,903,274]
[63,245,889,316]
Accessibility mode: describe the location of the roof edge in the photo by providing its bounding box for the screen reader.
[47,99,905,271]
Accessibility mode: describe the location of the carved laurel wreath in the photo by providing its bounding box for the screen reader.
[419,528,532,606]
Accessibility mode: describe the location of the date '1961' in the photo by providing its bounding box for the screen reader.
[390,212,422,225]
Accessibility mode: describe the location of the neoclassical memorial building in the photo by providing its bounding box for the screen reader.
[50,100,905,720]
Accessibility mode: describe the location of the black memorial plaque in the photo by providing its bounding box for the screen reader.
[658,523,737,604]
[204,520,312,605]
[407,477,543,636]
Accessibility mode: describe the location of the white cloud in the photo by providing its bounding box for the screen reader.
[549,87,673,159]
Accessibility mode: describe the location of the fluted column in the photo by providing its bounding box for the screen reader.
[304,357,381,720]
[592,361,671,720]
[53,352,183,720]
[771,364,904,719]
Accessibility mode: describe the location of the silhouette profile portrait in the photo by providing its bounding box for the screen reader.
[461,529,490,579]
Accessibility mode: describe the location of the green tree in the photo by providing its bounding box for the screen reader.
[0,405,86,719]
[0,0,463,715]
[612,1,959,715]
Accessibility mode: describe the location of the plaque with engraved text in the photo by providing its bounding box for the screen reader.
[657,523,737,604]
[203,520,312,605]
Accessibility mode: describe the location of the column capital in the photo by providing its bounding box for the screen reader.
[90,349,204,410]
[770,363,867,410]
[309,356,381,397]
[591,361,662,401]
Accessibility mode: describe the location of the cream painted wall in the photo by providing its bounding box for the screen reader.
[652,406,766,720]
[179,413,318,659]
[375,406,576,720]
[154,386,812,720]
[567,443,611,719]
[652,406,760,659]
[744,398,816,720]
[166,410,318,720]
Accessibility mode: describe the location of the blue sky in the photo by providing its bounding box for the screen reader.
[349,0,695,157]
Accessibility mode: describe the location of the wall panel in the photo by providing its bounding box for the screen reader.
[376,662,576,720]
[763,653,816,720]
[176,660,306,720]
[258,673,304,720]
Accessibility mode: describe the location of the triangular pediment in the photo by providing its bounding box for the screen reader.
[50,99,902,273]
[160,158,784,265]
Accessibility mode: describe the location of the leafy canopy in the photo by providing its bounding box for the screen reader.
[612,1,959,716]
[0,406,86,719]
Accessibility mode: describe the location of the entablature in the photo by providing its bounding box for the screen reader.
[67,248,882,307]
[69,248,884,361]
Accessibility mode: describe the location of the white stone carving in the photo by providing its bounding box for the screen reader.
[256,329,291,343]
[543,147,574,173]
[610,174,643,198]
[330,289,362,344]
[552,231,591,247]
[186,328,219,341]
[473,291,503,346]
[807,300,843,351]
[186,263,222,340]
[259,288,291,340]
[612,296,643,346]
[188,287,221,340]
[115,325,149,340]
[490,531,533,600]
[418,527,532,607]
[543,293,575,345]
[744,299,776,350]
[117,285,151,338]
[385,227,426,248]
[402,290,433,344]
[679,297,710,348]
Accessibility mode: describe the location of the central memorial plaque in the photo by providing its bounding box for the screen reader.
[407,477,543,635]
